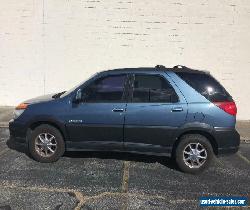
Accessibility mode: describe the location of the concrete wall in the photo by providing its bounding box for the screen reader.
[0,0,250,119]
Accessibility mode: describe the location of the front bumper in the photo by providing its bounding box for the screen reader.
[9,119,27,144]
[214,127,240,156]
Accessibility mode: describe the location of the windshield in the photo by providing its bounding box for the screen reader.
[60,73,99,98]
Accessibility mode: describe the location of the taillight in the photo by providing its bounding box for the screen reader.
[213,101,237,116]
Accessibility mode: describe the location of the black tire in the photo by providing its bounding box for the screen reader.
[175,134,214,174]
[28,124,65,163]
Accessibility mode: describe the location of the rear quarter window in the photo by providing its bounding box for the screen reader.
[175,72,233,102]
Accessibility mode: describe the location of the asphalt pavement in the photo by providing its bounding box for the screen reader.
[0,127,249,210]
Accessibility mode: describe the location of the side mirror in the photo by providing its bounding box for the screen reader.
[73,89,82,103]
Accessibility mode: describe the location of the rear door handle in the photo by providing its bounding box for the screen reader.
[171,107,183,112]
[112,108,124,112]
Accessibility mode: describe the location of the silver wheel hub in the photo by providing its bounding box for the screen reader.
[183,143,207,168]
[35,133,57,157]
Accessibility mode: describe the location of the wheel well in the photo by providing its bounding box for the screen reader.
[28,121,66,141]
[172,130,218,156]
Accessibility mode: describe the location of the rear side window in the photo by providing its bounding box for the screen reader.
[132,75,178,103]
[176,72,233,102]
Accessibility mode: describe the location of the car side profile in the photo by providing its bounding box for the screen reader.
[9,65,240,174]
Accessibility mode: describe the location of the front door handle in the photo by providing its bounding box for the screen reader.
[171,107,183,112]
[112,108,124,112]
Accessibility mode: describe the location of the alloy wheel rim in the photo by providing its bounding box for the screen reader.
[35,133,57,157]
[183,143,207,168]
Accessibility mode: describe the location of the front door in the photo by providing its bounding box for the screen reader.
[124,73,187,155]
[66,74,128,151]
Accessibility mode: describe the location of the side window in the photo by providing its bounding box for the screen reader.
[132,75,178,103]
[175,72,233,102]
[82,75,126,102]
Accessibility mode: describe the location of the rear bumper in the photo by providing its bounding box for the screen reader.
[214,127,240,156]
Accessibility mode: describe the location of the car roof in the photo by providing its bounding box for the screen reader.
[102,65,209,74]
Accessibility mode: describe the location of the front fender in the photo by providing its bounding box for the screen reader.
[26,115,68,141]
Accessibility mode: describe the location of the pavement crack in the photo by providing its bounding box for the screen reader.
[0,182,86,210]
[1,182,241,209]
[121,160,130,193]
[74,191,85,210]
[237,152,250,164]
[121,160,130,210]
[72,160,131,209]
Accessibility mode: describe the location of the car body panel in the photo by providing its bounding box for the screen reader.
[9,67,240,158]
[124,72,188,153]
[167,71,236,128]
[65,102,126,151]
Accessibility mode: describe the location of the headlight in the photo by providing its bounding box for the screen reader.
[13,109,25,119]
[13,103,29,119]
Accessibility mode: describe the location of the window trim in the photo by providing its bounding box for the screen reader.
[128,73,179,104]
[81,73,130,103]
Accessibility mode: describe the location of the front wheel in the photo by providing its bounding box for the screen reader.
[28,124,65,163]
[175,134,214,174]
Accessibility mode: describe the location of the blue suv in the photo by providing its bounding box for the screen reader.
[9,65,240,173]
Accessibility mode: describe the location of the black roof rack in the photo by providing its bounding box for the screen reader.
[102,65,209,74]
[155,65,166,69]
[173,65,187,69]
[155,64,189,69]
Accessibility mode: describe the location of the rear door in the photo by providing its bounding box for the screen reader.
[124,73,187,154]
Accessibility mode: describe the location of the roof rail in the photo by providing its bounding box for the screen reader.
[155,65,166,69]
[173,65,187,69]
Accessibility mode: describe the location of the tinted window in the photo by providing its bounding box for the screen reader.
[176,72,232,102]
[83,75,126,102]
[132,75,178,103]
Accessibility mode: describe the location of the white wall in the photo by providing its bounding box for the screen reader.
[0,0,250,119]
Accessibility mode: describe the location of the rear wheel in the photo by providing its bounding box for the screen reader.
[175,134,214,174]
[28,124,65,163]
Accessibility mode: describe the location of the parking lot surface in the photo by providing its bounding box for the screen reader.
[0,127,249,210]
